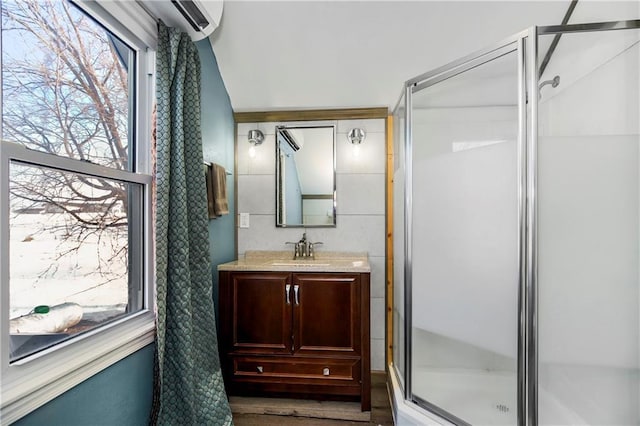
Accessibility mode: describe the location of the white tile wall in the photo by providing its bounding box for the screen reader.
[237,122,258,136]
[371,298,386,340]
[336,174,386,215]
[337,118,386,134]
[236,117,387,371]
[371,338,386,372]
[304,215,385,257]
[237,214,303,257]
[237,133,276,175]
[237,175,275,215]
[369,256,386,298]
[336,130,386,174]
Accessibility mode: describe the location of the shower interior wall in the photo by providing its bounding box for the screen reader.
[536,28,639,425]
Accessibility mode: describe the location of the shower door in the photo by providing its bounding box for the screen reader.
[407,40,524,425]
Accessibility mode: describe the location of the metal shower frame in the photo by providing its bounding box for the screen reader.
[393,19,640,426]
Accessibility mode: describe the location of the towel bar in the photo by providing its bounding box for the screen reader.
[203,161,232,175]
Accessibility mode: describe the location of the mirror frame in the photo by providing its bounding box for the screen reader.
[275,124,336,228]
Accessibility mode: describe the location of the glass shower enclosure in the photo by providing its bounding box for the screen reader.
[391,20,640,426]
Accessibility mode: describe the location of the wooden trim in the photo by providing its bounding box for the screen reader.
[234,108,389,123]
[234,122,239,258]
[385,115,394,368]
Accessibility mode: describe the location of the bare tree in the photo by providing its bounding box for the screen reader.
[3,0,131,279]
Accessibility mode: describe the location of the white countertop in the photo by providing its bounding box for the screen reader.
[217,250,370,273]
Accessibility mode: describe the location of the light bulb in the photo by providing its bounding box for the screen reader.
[249,145,256,158]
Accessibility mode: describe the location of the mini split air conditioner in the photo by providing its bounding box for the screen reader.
[140,0,223,41]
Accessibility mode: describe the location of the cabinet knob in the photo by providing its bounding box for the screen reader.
[323,367,330,376]
[257,366,263,373]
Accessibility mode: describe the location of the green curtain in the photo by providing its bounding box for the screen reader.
[151,22,232,426]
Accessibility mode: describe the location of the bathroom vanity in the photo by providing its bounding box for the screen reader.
[218,251,371,411]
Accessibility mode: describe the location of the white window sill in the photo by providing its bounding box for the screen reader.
[1,312,155,424]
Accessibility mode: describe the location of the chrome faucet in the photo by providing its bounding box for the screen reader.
[286,233,323,260]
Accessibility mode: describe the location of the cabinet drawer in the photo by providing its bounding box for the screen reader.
[233,357,360,382]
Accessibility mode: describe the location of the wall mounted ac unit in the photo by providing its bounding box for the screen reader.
[140,0,223,41]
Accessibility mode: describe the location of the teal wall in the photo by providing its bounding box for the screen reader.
[15,40,235,426]
[15,344,155,426]
[196,38,236,320]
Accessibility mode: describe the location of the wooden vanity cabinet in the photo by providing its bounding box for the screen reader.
[218,270,371,411]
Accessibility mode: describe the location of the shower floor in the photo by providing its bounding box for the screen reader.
[411,367,588,425]
[412,367,517,425]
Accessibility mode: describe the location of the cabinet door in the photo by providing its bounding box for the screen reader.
[228,272,292,354]
[292,273,361,356]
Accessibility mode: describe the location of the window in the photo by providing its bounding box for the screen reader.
[1,0,155,422]
[8,162,145,362]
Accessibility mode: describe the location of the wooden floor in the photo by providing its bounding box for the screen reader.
[231,372,394,426]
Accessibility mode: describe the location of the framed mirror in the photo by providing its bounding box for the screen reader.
[276,125,336,227]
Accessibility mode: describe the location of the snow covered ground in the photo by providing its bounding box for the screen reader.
[10,212,129,320]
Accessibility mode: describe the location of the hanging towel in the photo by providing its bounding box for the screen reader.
[210,163,229,217]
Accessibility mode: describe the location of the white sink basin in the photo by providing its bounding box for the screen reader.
[269,261,331,267]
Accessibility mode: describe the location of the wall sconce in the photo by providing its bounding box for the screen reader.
[248,129,264,158]
[347,128,366,157]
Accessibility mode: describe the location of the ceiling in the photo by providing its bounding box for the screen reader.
[208,1,640,113]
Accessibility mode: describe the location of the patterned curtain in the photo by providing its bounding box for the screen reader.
[151,22,232,426]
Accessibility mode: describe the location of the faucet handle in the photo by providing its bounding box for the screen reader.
[308,242,323,259]
[286,241,299,259]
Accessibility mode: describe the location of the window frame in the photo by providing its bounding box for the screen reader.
[0,1,157,422]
